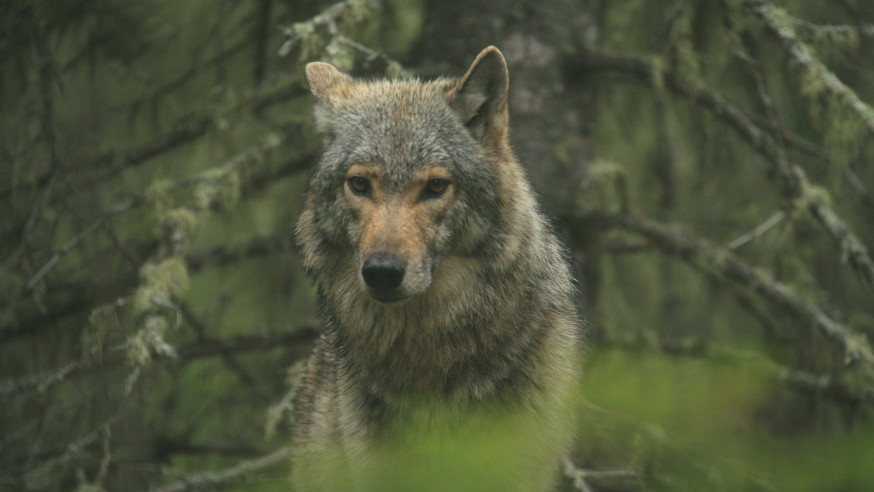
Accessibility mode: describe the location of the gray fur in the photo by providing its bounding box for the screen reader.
[292,46,583,492]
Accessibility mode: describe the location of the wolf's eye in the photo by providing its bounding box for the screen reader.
[422,179,450,199]
[347,176,371,196]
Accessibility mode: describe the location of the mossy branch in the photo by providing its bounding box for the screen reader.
[25,131,290,289]
[279,0,409,77]
[574,211,874,403]
[577,48,874,288]
[745,0,874,138]
[0,73,305,204]
[0,329,318,400]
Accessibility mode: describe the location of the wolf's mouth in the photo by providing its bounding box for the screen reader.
[368,289,408,304]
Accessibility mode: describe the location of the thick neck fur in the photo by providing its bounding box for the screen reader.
[316,175,572,405]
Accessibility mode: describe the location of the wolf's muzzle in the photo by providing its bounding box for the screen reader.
[362,253,405,300]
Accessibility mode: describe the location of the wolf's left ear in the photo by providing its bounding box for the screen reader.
[305,62,354,102]
[448,46,510,142]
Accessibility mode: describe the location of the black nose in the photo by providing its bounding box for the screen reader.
[362,253,405,291]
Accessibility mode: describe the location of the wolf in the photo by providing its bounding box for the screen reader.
[292,46,583,492]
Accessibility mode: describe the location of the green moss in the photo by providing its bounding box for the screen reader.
[146,179,175,215]
[84,304,121,359]
[134,258,190,314]
[161,207,201,241]
[194,167,241,212]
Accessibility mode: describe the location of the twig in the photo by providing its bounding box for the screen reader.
[562,455,594,492]
[785,17,874,39]
[154,438,264,459]
[187,233,295,273]
[149,445,292,492]
[727,211,786,249]
[94,425,112,488]
[23,7,62,248]
[277,1,407,76]
[0,361,80,399]
[19,415,121,484]
[178,304,261,392]
[278,1,350,57]
[25,199,137,289]
[562,455,639,492]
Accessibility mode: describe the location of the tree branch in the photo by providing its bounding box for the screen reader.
[149,445,292,492]
[24,130,291,289]
[577,48,874,288]
[746,0,874,138]
[0,329,317,400]
[570,211,874,403]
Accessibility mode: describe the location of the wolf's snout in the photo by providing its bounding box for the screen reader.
[362,253,405,292]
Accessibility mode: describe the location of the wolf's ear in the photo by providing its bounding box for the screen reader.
[448,46,510,142]
[305,62,354,102]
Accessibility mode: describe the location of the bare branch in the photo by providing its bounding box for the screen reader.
[16,415,121,485]
[187,234,294,273]
[26,199,138,289]
[94,425,112,488]
[149,445,292,492]
[562,455,639,492]
[0,361,80,400]
[154,437,265,459]
[727,211,786,250]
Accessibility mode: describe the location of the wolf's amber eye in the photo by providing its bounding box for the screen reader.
[347,176,371,196]
[422,179,449,199]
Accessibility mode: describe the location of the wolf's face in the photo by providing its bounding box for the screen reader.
[342,161,456,302]
[299,49,512,304]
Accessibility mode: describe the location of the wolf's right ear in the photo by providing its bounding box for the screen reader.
[305,62,354,102]
[447,46,510,143]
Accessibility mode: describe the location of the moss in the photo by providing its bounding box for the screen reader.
[161,207,201,242]
[580,160,630,212]
[323,38,356,72]
[146,179,175,215]
[134,258,190,314]
[84,304,121,359]
[127,327,152,367]
[194,167,240,212]
[347,0,380,24]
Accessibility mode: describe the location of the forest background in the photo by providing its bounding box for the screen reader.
[2,0,874,490]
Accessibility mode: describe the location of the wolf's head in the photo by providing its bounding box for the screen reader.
[297,47,522,304]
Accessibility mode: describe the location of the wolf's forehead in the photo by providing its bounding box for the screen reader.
[336,85,469,174]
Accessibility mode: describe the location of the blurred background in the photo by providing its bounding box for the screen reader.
[2,0,874,490]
